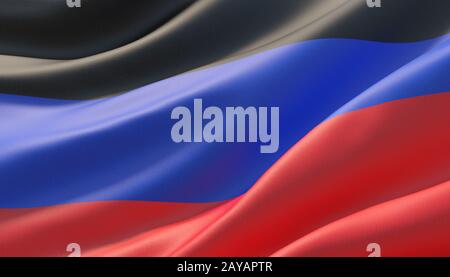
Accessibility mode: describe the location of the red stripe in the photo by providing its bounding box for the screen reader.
[0,201,223,256]
[273,179,450,256]
[1,92,449,256]
[170,92,450,257]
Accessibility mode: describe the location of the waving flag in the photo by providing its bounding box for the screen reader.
[0,0,449,256]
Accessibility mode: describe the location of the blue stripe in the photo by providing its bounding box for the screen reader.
[0,35,449,208]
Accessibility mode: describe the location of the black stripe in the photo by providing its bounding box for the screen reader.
[0,0,195,59]
[0,0,449,99]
